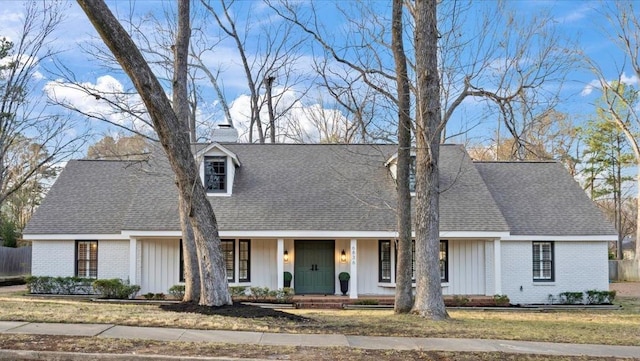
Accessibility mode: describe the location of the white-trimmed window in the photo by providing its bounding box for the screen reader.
[532,241,554,281]
[204,156,226,192]
[76,241,98,278]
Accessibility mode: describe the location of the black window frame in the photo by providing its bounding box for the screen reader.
[179,239,184,282]
[221,239,235,282]
[440,240,449,282]
[75,240,98,279]
[379,240,392,282]
[239,239,250,282]
[532,241,554,282]
[380,239,448,283]
[180,239,251,284]
[204,156,227,193]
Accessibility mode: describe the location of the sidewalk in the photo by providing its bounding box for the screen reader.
[1,321,640,360]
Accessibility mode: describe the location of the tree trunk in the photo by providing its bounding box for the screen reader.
[179,193,200,302]
[172,0,200,303]
[78,0,231,306]
[411,0,449,320]
[636,165,640,261]
[265,75,276,143]
[392,0,413,313]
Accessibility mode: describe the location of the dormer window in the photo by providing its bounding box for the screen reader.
[386,153,417,195]
[204,156,226,192]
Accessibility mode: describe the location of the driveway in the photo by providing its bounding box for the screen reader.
[609,282,640,297]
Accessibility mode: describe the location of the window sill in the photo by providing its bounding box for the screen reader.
[207,192,232,197]
[532,282,556,286]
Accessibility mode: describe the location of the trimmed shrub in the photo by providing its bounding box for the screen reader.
[338,272,350,281]
[452,295,469,307]
[168,285,185,300]
[26,276,94,295]
[493,294,510,306]
[273,288,295,303]
[249,286,270,301]
[585,290,616,305]
[558,291,584,305]
[229,286,248,297]
[92,279,140,299]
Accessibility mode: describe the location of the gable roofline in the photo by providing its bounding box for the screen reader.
[194,142,241,166]
[384,144,465,166]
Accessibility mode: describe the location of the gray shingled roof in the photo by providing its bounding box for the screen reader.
[23,160,142,234]
[24,144,614,237]
[475,161,617,236]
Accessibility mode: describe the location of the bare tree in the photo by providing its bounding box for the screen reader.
[391,0,413,313]
[411,0,448,320]
[77,0,231,306]
[0,1,87,209]
[587,1,640,262]
[172,0,201,303]
[86,133,150,160]
[200,0,310,143]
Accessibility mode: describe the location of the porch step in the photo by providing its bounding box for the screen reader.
[295,302,344,309]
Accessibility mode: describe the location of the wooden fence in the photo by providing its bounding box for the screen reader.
[609,259,640,282]
[0,246,31,276]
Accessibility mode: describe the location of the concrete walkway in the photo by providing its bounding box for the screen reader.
[1,321,639,360]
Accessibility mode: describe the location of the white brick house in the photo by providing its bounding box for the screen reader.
[23,141,616,304]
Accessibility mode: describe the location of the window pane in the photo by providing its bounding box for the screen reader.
[380,240,391,282]
[439,240,448,282]
[239,240,250,282]
[205,157,226,192]
[76,241,98,279]
[533,242,553,281]
[221,240,234,281]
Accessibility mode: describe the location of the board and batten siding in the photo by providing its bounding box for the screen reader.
[443,239,486,295]
[356,239,488,296]
[251,239,278,289]
[139,239,181,294]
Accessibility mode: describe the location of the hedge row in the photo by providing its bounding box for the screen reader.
[26,276,140,299]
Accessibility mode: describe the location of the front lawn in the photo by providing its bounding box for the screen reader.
[1,293,639,346]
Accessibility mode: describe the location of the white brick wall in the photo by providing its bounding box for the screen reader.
[32,240,75,277]
[501,241,609,304]
[97,240,130,280]
[32,239,130,281]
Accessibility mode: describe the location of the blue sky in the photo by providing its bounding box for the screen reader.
[1,0,637,151]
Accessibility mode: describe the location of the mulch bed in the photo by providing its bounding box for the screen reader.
[160,301,312,321]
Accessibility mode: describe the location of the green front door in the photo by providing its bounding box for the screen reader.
[294,240,335,294]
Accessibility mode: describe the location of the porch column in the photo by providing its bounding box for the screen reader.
[349,239,358,299]
[277,238,284,289]
[494,239,502,295]
[129,237,137,285]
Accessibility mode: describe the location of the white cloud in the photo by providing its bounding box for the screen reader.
[620,72,639,86]
[581,72,639,97]
[44,75,153,135]
[581,79,600,96]
[223,88,352,143]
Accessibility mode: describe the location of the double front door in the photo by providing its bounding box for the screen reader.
[294,240,335,294]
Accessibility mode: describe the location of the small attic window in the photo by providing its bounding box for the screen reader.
[204,156,226,192]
